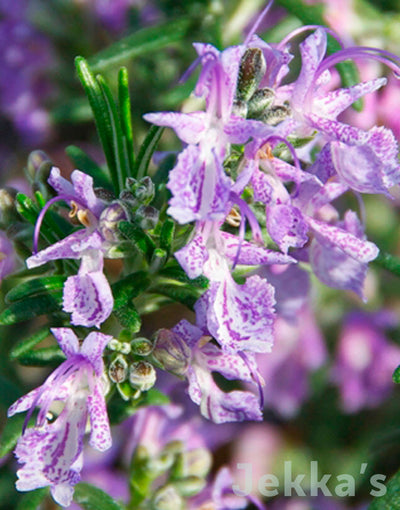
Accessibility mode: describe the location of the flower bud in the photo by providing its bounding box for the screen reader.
[126,176,155,204]
[262,105,291,125]
[173,476,206,498]
[131,337,153,356]
[152,329,190,376]
[95,187,115,202]
[99,202,128,242]
[136,205,159,230]
[172,448,212,479]
[135,177,155,204]
[129,361,156,391]
[108,338,122,351]
[237,48,266,102]
[183,448,213,478]
[0,188,18,224]
[152,485,183,510]
[231,99,248,118]
[247,87,275,118]
[26,150,50,180]
[108,355,128,383]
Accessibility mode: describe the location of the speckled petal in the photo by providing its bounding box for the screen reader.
[14,397,87,507]
[221,232,296,266]
[87,382,112,452]
[50,328,80,358]
[63,267,114,328]
[314,78,386,119]
[8,387,42,417]
[308,217,379,263]
[207,275,276,353]
[174,231,208,279]
[143,112,207,145]
[81,332,113,376]
[26,230,102,268]
[267,204,309,253]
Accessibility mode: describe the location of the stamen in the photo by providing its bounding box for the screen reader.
[244,0,274,46]
[261,135,302,197]
[277,25,344,50]
[68,201,79,218]
[316,46,400,80]
[32,194,86,254]
[232,193,264,245]
[226,207,241,227]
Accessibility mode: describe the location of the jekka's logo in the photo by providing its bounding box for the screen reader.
[233,461,386,498]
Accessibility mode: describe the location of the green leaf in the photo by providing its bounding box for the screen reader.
[118,67,135,177]
[0,291,63,325]
[373,251,400,278]
[89,18,191,72]
[17,346,66,366]
[0,413,26,457]
[393,365,400,383]
[112,271,151,308]
[9,327,50,361]
[114,302,141,333]
[5,276,67,303]
[16,488,49,510]
[159,219,175,254]
[368,469,400,509]
[97,75,128,194]
[135,125,164,180]
[66,145,112,190]
[159,265,209,288]
[75,57,117,192]
[149,283,203,309]
[118,221,156,259]
[73,483,125,510]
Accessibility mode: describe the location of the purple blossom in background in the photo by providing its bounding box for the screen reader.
[257,304,326,417]
[26,167,121,327]
[332,311,400,413]
[0,0,53,146]
[0,230,16,280]
[8,328,112,507]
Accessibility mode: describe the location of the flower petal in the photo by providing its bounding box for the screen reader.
[50,328,80,358]
[87,382,112,452]
[207,275,276,353]
[143,112,207,145]
[81,332,113,376]
[63,266,114,328]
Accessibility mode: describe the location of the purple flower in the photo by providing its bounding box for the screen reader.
[190,466,266,510]
[256,305,326,417]
[175,221,295,354]
[26,167,119,327]
[0,230,16,280]
[154,319,263,424]
[144,43,271,223]
[8,328,112,507]
[332,311,400,413]
[0,0,53,145]
[290,28,400,194]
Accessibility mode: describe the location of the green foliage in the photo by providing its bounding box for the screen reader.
[369,469,400,509]
[135,126,165,180]
[73,483,125,510]
[0,291,64,325]
[88,18,192,71]
[15,488,49,510]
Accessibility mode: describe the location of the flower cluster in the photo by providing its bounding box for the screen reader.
[147,24,399,422]
[4,7,400,509]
